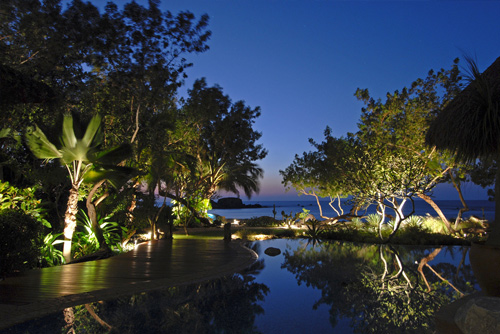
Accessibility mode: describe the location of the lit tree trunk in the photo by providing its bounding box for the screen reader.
[377,200,386,240]
[63,186,79,263]
[449,170,469,229]
[417,193,454,233]
[86,180,111,253]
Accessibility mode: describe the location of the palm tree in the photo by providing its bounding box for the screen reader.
[216,160,264,199]
[426,56,500,245]
[26,114,133,261]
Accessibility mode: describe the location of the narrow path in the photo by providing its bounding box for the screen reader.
[0,239,257,330]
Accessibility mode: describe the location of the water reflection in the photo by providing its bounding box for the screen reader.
[2,259,268,334]
[1,240,478,334]
[281,240,478,333]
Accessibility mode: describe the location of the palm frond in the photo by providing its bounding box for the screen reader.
[61,114,77,148]
[25,126,62,160]
[81,114,102,148]
[84,166,135,189]
[90,143,132,165]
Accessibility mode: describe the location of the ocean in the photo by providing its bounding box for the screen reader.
[208,199,495,222]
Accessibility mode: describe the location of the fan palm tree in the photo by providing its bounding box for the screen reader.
[216,160,263,199]
[426,56,500,245]
[26,114,133,261]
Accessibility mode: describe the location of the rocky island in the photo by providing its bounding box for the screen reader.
[210,197,263,209]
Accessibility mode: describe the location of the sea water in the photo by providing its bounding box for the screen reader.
[209,199,495,222]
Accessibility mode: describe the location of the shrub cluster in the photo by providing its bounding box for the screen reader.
[0,209,43,277]
[243,216,281,227]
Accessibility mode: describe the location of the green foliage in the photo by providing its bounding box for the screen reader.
[304,219,325,239]
[280,128,352,218]
[244,216,281,227]
[72,210,126,258]
[282,60,465,239]
[183,78,268,200]
[214,215,228,226]
[0,180,50,228]
[421,216,449,234]
[404,215,423,228]
[320,219,471,245]
[39,232,65,267]
[0,210,43,277]
[171,197,211,227]
[281,210,300,228]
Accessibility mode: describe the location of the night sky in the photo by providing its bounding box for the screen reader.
[87,0,500,201]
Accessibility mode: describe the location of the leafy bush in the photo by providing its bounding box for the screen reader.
[0,181,50,228]
[72,210,127,258]
[365,214,382,227]
[244,216,280,227]
[304,219,324,239]
[281,211,299,228]
[403,215,423,228]
[40,232,65,267]
[0,210,43,277]
[421,216,448,234]
[213,215,227,226]
[350,217,363,225]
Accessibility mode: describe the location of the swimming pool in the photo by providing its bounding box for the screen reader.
[1,239,477,333]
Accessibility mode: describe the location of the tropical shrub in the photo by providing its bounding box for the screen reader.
[213,215,227,226]
[364,214,382,228]
[0,210,43,277]
[422,216,449,234]
[304,219,324,239]
[40,232,65,267]
[281,211,300,228]
[403,215,423,228]
[245,216,280,227]
[72,210,127,258]
[0,180,50,228]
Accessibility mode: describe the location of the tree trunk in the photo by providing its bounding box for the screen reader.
[86,180,111,253]
[449,170,469,229]
[377,201,386,240]
[63,186,80,263]
[417,193,454,234]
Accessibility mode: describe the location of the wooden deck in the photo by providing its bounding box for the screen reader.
[0,239,257,330]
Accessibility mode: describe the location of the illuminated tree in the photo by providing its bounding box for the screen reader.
[26,114,132,261]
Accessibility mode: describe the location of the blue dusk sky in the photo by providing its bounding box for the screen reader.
[88,0,500,201]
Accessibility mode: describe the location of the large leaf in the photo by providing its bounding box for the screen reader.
[60,141,90,163]
[61,114,77,148]
[81,114,102,148]
[59,114,104,164]
[25,126,62,160]
[89,143,133,165]
[84,166,135,189]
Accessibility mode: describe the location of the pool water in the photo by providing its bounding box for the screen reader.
[1,239,478,333]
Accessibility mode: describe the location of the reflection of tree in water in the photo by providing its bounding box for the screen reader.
[81,260,268,333]
[4,258,268,334]
[282,241,477,334]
